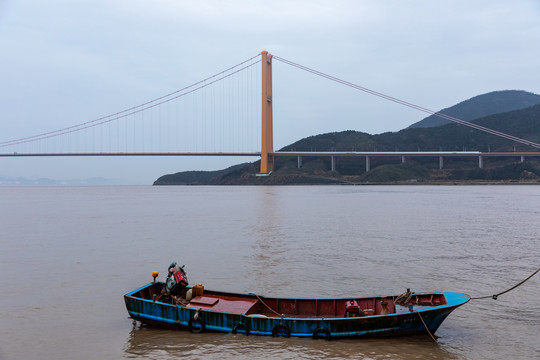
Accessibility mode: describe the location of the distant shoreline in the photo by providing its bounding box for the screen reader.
[154,179,540,186]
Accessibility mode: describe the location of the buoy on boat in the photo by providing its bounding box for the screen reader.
[152,271,159,283]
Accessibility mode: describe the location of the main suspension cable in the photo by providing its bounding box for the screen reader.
[1,53,261,147]
[273,55,540,149]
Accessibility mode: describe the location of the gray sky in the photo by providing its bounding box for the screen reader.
[1,0,540,184]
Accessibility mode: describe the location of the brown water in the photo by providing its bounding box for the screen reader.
[1,185,539,359]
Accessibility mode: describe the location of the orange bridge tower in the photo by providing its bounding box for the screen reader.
[260,50,274,174]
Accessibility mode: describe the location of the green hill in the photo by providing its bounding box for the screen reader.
[153,163,250,185]
[154,91,540,185]
[407,90,540,129]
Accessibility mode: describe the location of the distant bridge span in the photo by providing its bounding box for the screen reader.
[0,152,261,157]
[272,151,540,158]
[2,151,538,158]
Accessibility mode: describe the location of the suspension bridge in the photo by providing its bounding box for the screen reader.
[2,50,539,175]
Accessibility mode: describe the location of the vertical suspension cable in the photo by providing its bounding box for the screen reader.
[177,94,180,152]
[141,111,145,152]
[221,72,225,151]
[1,54,261,155]
[195,87,198,152]
[248,60,253,150]
[116,107,119,153]
[243,63,246,151]
[202,84,205,152]
[108,115,111,152]
[157,104,161,152]
[231,69,236,152]
[164,98,167,152]
[205,79,208,152]
[150,106,153,152]
[212,79,216,152]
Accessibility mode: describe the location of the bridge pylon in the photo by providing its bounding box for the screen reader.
[260,50,274,174]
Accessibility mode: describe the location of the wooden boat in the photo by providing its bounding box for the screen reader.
[124,280,470,339]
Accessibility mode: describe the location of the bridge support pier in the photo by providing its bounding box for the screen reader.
[479,156,483,169]
[331,156,336,172]
[297,156,302,168]
[366,156,370,172]
[439,156,444,170]
[521,155,525,163]
[401,156,405,164]
[260,51,274,174]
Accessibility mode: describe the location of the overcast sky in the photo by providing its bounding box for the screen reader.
[1,0,540,184]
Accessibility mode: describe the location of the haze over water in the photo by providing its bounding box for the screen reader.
[1,185,539,359]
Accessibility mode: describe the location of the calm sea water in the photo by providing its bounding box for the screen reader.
[1,185,539,360]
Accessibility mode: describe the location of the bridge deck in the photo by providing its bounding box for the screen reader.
[1,151,538,157]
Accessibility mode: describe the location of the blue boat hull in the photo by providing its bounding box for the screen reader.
[124,283,470,339]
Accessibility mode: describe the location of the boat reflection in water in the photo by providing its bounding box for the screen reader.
[123,319,462,359]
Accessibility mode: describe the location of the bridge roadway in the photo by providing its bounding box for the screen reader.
[1,151,538,157]
[271,151,539,157]
[0,152,261,157]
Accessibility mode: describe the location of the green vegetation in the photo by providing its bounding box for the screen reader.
[408,90,540,128]
[153,163,250,185]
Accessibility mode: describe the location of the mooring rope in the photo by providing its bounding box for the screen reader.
[247,268,538,343]
[395,290,413,306]
[248,293,285,318]
[416,310,438,343]
[471,268,539,300]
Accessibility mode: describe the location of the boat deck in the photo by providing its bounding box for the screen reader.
[185,295,259,314]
